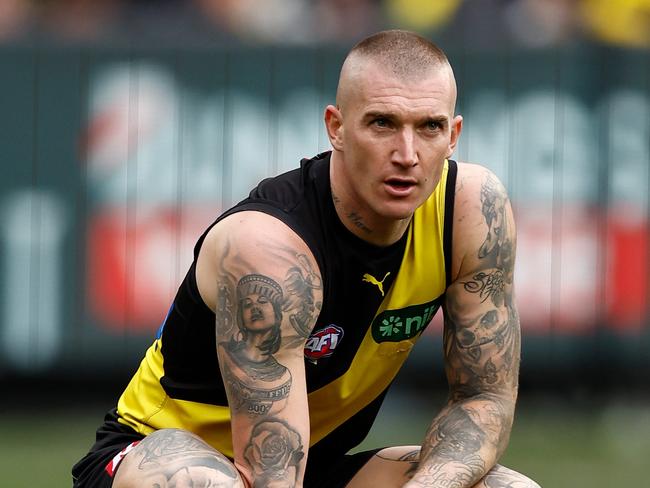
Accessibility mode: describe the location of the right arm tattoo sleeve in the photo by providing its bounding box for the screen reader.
[215,234,322,487]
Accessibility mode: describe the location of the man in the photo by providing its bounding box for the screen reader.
[73,30,539,488]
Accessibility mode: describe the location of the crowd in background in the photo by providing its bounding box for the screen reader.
[0,0,649,49]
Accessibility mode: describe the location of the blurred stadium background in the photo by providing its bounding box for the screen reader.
[1,1,649,487]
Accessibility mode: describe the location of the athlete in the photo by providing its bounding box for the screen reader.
[73,30,539,487]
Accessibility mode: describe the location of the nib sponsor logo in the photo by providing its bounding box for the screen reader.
[371,299,440,343]
[304,324,344,361]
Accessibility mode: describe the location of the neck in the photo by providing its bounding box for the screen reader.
[329,152,411,247]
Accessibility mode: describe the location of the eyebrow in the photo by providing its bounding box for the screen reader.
[362,110,395,122]
[363,111,449,126]
[425,115,449,127]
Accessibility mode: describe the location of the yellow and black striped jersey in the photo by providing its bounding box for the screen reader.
[116,151,457,459]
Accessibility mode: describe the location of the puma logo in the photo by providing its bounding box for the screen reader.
[362,272,390,297]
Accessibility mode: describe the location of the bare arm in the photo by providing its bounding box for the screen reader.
[405,166,520,488]
[198,211,323,488]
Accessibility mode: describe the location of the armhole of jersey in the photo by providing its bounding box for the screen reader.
[192,218,221,260]
[187,260,209,310]
[443,159,458,288]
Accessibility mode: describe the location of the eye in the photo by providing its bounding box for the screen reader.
[257,295,269,304]
[424,120,442,131]
[372,117,391,128]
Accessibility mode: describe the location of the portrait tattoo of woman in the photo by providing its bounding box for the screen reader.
[219,274,292,416]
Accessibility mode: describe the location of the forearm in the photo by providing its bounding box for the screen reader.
[231,407,308,488]
[405,393,515,488]
[221,343,311,488]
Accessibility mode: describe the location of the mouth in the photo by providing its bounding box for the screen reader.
[250,310,264,322]
[384,177,417,196]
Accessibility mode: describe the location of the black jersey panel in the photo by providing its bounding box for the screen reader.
[443,159,458,287]
[159,263,228,405]
[305,386,390,475]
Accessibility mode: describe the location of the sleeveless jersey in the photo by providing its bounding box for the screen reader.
[115,151,457,459]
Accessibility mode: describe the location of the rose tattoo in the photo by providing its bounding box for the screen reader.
[244,419,304,487]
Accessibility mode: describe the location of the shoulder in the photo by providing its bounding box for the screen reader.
[454,161,508,206]
[450,161,515,281]
[453,162,510,227]
[196,211,322,311]
[210,210,308,243]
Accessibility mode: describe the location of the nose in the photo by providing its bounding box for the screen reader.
[392,127,418,168]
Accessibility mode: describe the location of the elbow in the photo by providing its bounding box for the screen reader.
[449,382,517,408]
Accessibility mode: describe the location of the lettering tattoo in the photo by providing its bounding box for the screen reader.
[331,190,373,234]
[244,418,304,488]
[347,210,373,233]
[223,365,292,416]
[134,429,239,486]
[462,270,505,306]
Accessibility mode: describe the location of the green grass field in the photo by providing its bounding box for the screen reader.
[1,392,647,487]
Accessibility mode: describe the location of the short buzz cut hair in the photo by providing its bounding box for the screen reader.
[346,29,449,79]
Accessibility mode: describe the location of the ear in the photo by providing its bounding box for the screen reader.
[324,105,344,151]
[446,114,463,158]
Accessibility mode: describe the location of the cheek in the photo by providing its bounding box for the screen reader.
[354,140,385,171]
[348,129,382,157]
[424,162,445,189]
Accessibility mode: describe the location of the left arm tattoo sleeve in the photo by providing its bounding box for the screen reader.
[407,170,521,488]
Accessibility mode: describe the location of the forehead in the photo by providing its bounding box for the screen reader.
[346,61,455,116]
[242,292,268,298]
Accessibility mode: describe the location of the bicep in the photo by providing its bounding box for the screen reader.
[206,212,322,483]
[443,274,519,400]
[443,166,520,400]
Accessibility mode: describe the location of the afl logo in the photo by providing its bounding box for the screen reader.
[304,324,344,360]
